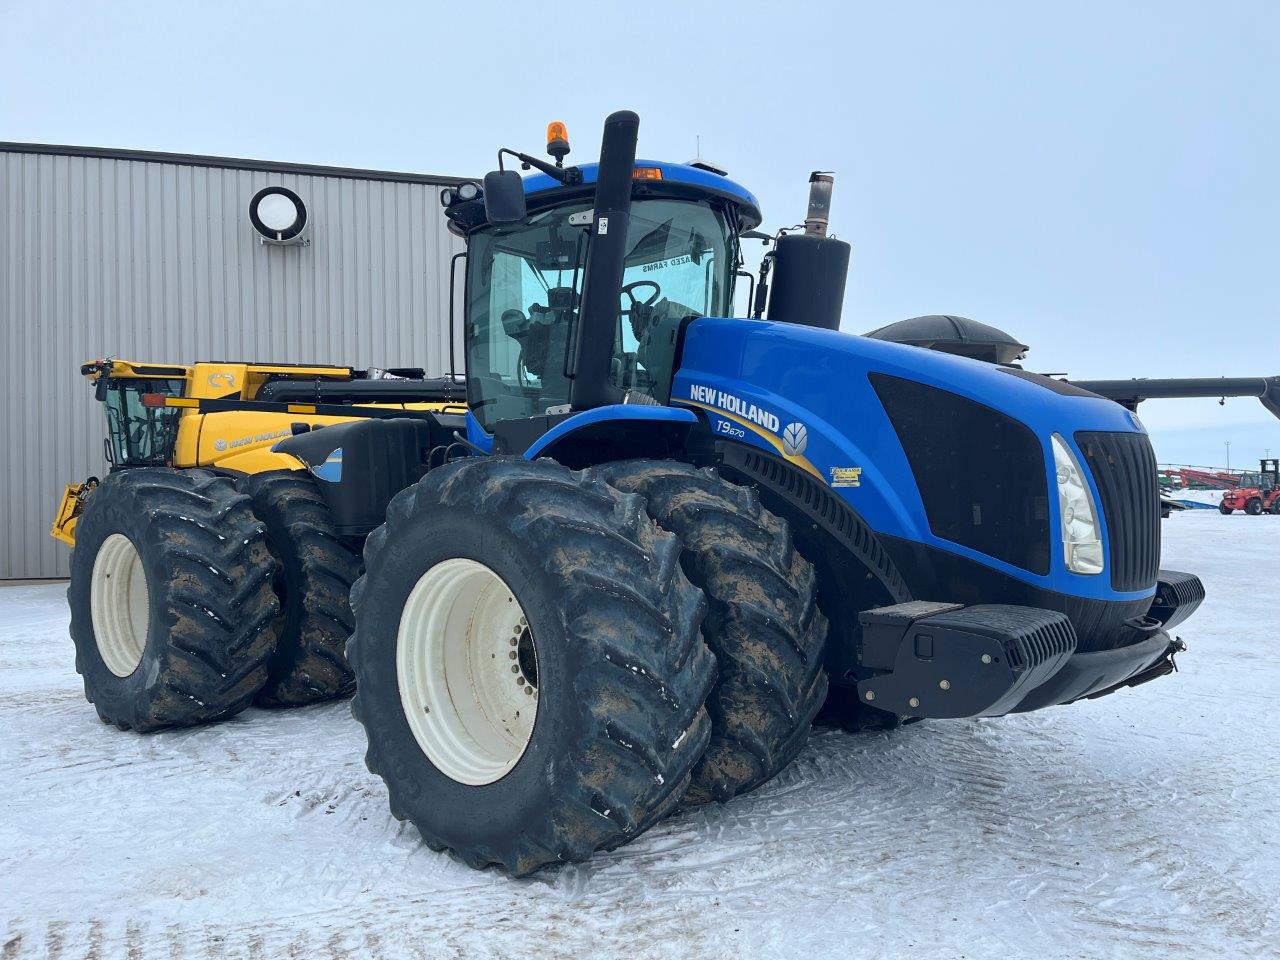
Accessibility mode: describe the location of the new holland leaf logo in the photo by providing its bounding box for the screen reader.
[782,422,808,457]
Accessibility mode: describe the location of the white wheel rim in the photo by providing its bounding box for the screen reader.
[90,533,151,678]
[397,558,539,786]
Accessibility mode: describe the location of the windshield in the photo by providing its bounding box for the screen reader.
[465,198,734,429]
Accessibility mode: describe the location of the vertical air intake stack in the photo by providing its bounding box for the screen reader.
[571,110,640,411]
[765,171,851,332]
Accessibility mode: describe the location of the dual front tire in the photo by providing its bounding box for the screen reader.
[348,457,828,873]
[348,458,717,874]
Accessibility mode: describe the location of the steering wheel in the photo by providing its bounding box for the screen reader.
[621,280,661,314]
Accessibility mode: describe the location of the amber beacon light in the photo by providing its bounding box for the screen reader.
[546,121,570,165]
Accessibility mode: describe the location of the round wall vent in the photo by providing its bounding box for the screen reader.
[249,186,308,244]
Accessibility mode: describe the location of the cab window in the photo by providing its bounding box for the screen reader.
[464,198,734,430]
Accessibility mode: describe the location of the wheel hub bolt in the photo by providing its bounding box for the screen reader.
[939,679,951,690]
[981,654,993,664]
[865,690,876,701]
[908,697,920,708]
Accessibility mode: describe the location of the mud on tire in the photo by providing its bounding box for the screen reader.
[239,471,362,707]
[68,468,280,732]
[601,460,829,804]
[347,457,717,875]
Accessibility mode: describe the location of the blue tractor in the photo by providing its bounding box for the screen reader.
[305,111,1203,874]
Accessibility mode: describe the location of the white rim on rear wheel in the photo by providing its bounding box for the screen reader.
[90,533,150,678]
[397,558,539,786]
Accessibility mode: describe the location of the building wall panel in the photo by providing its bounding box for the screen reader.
[0,147,465,578]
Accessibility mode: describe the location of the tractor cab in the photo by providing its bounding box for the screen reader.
[442,120,762,452]
[465,193,735,418]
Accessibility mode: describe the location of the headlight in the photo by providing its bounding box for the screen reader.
[1051,433,1104,575]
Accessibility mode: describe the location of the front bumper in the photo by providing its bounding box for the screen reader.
[1010,630,1181,713]
[855,570,1203,719]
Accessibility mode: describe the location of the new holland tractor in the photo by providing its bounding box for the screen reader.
[58,110,1208,876]
[53,361,464,724]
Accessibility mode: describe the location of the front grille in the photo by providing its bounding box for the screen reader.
[872,374,1051,575]
[1075,431,1161,592]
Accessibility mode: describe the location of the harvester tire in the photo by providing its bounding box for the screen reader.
[1246,497,1263,515]
[1219,502,1233,515]
[347,457,716,875]
[601,460,829,805]
[68,468,280,732]
[239,471,361,707]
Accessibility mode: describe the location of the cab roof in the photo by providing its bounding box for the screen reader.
[522,160,762,232]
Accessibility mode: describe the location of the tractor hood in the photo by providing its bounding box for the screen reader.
[672,317,1153,604]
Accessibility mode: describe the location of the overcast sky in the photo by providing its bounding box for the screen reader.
[3,0,1277,467]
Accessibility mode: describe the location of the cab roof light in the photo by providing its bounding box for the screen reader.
[546,121,571,167]
[632,167,663,181]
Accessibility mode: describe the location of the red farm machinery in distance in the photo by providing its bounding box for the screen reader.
[1220,459,1280,515]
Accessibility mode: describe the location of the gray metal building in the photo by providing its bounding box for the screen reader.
[1,143,466,578]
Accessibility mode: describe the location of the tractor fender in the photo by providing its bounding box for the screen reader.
[522,405,697,468]
[714,442,912,685]
[271,424,349,479]
[272,418,439,536]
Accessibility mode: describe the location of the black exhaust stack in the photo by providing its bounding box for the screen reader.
[765,171,851,332]
[570,110,639,411]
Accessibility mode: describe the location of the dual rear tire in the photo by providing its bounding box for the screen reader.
[69,468,361,731]
[68,469,280,731]
[238,472,362,706]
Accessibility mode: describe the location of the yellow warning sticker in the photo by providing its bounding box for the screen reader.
[829,466,862,488]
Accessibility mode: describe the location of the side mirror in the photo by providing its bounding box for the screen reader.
[483,170,526,224]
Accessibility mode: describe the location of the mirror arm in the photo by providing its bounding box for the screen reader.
[498,148,583,185]
[735,270,756,319]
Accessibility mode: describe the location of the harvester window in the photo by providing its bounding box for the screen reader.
[100,378,184,467]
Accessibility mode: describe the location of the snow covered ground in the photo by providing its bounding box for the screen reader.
[2,511,1276,960]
